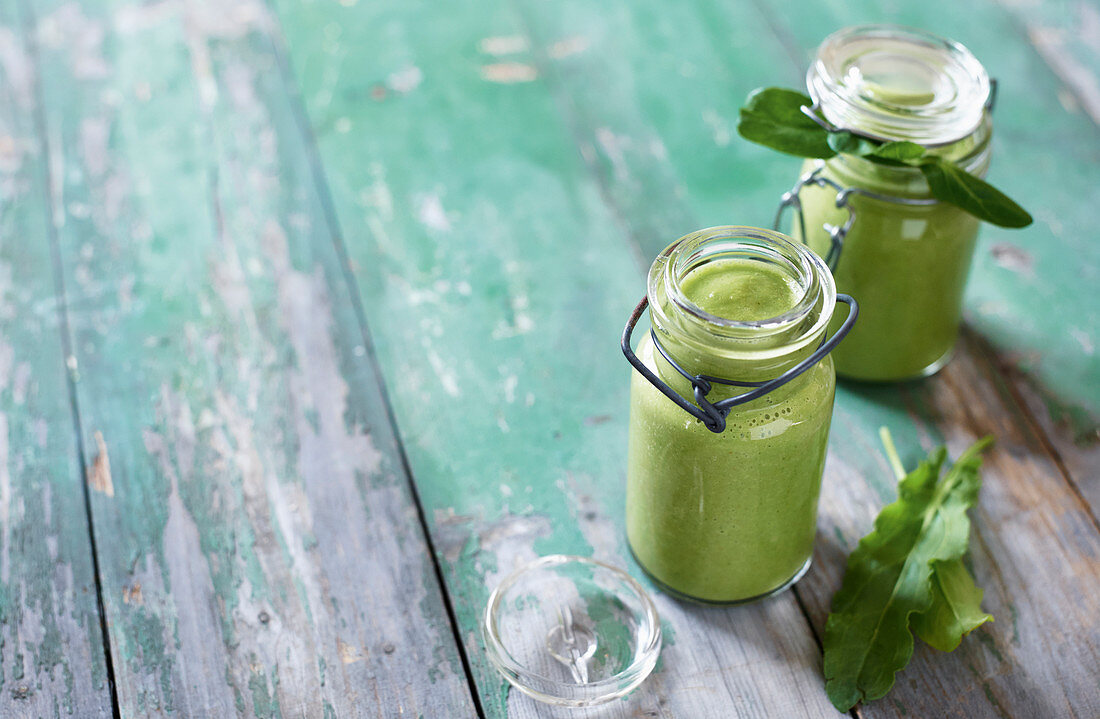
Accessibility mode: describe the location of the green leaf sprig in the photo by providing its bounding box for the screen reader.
[822,430,994,712]
[738,87,1033,228]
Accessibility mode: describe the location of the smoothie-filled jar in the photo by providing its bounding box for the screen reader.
[790,25,993,381]
[621,226,856,603]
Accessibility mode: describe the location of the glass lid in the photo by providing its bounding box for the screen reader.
[482,555,662,707]
[807,25,990,146]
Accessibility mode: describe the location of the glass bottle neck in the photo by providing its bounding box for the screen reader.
[647,227,835,386]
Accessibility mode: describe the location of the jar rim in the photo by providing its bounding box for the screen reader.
[660,227,818,331]
[647,226,836,363]
[807,24,990,146]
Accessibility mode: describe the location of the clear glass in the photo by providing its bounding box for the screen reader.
[807,24,990,145]
[482,555,661,706]
[626,227,838,604]
[797,25,994,381]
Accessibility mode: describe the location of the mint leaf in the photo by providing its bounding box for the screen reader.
[737,87,836,158]
[912,558,993,652]
[823,437,993,712]
[920,158,1033,228]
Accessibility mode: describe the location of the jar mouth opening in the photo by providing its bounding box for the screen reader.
[648,227,834,342]
[807,24,990,146]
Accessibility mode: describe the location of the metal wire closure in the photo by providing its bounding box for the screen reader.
[780,82,997,272]
[620,294,858,433]
[774,160,937,272]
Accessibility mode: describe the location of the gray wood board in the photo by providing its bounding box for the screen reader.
[0,1,113,715]
[27,0,478,715]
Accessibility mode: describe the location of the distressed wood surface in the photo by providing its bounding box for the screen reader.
[998,0,1100,126]
[512,0,1100,717]
[0,2,113,716]
[20,0,476,715]
[273,0,1100,717]
[273,0,1100,718]
[2,0,1098,716]
[271,0,847,717]
[982,0,1100,520]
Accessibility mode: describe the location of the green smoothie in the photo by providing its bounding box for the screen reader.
[793,25,995,381]
[626,251,837,603]
[678,258,803,321]
[796,144,985,380]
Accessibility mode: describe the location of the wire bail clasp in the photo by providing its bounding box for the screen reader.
[620,294,858,434]
[774,159,939,272]
[776,85,998,270]
[773,162,855,272]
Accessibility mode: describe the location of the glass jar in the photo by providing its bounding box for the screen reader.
[621,226,856,604]
[790,25,993,381]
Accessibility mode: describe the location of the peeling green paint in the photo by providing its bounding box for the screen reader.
[248,666,283,719]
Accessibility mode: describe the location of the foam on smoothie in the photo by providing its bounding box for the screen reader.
[678,258,802,322]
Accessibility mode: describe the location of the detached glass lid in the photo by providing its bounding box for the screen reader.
[482,555,662,707]
[807,24,990,145]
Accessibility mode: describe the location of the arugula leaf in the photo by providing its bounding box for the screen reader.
[737,87,836,158]
[920,158,1034,228]
[912,558,993,652]
[823,437,993,712]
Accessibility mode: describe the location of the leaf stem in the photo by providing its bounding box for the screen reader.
[879,426,907,481]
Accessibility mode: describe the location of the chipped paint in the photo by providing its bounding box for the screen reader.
[337,639,362,664]
[479,62,538,83]
[478,35,529,55]
[0,413,9,584]
[426,350,461,398]
[990,242,1034,276]
[415,193,451,231]
[595,126,630,181]
[1069,327,1094,355]
[548,36,589,59]
[78,117,110,179]
[122,581,144,606]
[387,65,422,93]
[11,363,29,405]
[357,164,394,221]
[36,4,111,79]
[0,27,34,110]
[142,415,236,713]
[1028,25,1100,125]
[87,431,114,497]
[502,374,518,403]
[702,108,731,147]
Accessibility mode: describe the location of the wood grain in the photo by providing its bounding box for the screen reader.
[997,0,1100,125]
[3,0,1096,716]
[26,0,476,715]
[503,0,1100,716]
[271,0,846,716]
[0,2,113,715]
[986,0,1100,521]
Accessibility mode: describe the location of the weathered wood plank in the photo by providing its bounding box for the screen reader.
[997,0,1100,126]
[0,2,113,716]
[29,0,476,715]
[504,0,1100,716]
[983,0,1100,518]
[271,0,846,717]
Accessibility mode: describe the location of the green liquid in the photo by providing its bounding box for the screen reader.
[797,157,981,381]
[678,258,802,321]
[626,259,835,603]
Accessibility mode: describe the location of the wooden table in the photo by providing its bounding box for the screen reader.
[2,0,1098,716]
